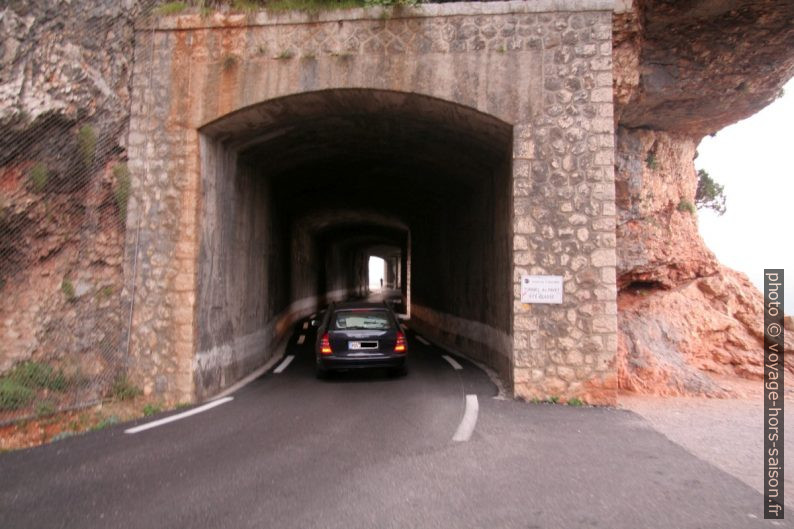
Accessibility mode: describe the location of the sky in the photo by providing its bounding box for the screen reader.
[695,78,793,314]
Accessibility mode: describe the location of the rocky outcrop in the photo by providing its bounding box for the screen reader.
[0,2,138,392]
[613,0,794,396]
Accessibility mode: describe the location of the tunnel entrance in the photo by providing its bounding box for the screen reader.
[126,2,619,404]
[195,89,514,398]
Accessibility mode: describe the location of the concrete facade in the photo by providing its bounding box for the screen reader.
[125,1,618,404]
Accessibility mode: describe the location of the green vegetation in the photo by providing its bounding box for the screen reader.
[568,397,584,407]
[266,0,369,12]
[232,0,261,11]
[0,361,69,411]
[110,374,142,401]
[0,379,35,410]
[61,278,76,302]
[28,163,49,193]
[695,169,726,216]
[645,151,658,170]
[91,415,119,431]
[8,361,68,391]
[143,403,162,417]
[113,163,131,222]
[275,49,295,60]
[35,400,57,418]
[77,125,97,167]
[154,1,188,15]
[97,285,114,301]
[546,395,560,404]
[529,397,541,404]
[677,198,696,215]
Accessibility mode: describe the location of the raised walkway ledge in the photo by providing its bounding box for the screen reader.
[139,0,627,31]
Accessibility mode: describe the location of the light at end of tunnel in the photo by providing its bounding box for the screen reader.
[321,333,333,355]
[394,331,406,353]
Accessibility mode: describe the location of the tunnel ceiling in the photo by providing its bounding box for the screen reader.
[204,89,513,233]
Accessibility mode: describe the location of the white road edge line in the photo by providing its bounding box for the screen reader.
[452,394,479,442]
[442,354,463,370]
[125,397,234,434]
[297,334,306,345]
[415,335,430,346]
[274,355,295,374]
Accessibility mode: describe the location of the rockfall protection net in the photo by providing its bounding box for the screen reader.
[0,0,444,424]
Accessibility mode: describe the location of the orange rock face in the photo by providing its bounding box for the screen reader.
[618,268,793,397]
[613,0,794,396]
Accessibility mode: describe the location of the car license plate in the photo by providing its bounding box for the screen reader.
[348,341,377,350]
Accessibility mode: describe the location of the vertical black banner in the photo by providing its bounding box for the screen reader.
[765,269,784,519]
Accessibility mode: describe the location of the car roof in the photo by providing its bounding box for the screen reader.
[331,301,389,311]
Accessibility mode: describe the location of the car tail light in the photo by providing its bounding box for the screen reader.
[320,333,332,355]
[394,331,406,353]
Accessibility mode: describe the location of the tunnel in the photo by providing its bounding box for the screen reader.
[195,89,514,398]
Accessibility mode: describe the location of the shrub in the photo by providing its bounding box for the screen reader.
[28,163,49,193]
[77,125,97,168]
[154,1,188,15]
[143,403,161,417]
[61,278,76,302]
[91,415,119,431]
[546,395,560,404]
[8,361,68,391]
[677,199,696,215]
[568,397,584,407]
[36,401,57,417]
[0,379,34,410]
[110,375,142,401]
[695,169,726,215]
[275,49,295,60]
[113,163,131,222]
[645,151,658,170]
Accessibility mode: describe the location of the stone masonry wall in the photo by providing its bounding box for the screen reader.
[127,1,617,403]
[511,9,617,404]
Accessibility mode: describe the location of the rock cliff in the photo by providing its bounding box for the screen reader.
[613,0,794,395]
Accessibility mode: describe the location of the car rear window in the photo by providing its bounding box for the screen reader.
[331,310,393,331]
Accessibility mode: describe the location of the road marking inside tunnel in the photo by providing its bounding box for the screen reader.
[400,324,407,331]
[302,322,309,330]
[297,334,306,345]
[274,355,295,373]
[442,354,463,370]
[452,395,479,442]
[416,335,430,346]
[125,397,234,434]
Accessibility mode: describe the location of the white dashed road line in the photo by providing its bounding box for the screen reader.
[297,334,306,345]
[442,354,463,370]
[416,335,430,346]
[302,322,309,330]
[452,394,479,442]
[125,397,234,434]
[274,355,295,374]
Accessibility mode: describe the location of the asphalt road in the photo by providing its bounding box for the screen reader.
[0,317,789,529]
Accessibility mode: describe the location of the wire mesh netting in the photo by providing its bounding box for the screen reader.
[1,0,443,425]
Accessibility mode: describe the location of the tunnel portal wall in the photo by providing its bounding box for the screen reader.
[126,0,619,404]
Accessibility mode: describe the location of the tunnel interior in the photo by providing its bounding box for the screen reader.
[196,89,514,397]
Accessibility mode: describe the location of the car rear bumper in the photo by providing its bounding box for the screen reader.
[318,355,406,371]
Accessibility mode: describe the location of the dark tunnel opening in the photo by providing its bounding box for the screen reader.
[195,89,514,397]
